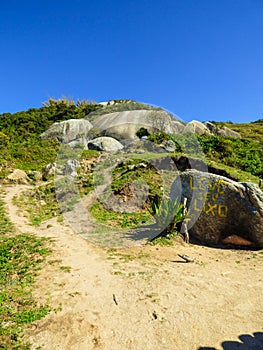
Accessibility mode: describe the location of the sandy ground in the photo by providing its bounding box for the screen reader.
[2,184,263,350]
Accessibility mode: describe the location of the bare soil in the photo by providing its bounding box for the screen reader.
[2,184,263,350]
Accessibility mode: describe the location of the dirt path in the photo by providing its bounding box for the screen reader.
[2,184,263,350]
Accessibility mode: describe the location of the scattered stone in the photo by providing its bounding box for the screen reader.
[178,254,194,263]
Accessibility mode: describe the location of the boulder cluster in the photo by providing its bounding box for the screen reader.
[39,109,241,152]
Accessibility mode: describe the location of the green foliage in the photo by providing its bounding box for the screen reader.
[197,134,263,177]
[149,197,186,238]
[0,99,101,172]
[147,131,171,144]
[136,127,150,138]
[0,196,51,348]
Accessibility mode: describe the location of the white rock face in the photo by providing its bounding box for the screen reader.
[39,119,93,143]
[92,110,184,140]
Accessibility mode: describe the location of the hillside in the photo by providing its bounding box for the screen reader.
[0,99,262,348]
[0,99,262,182]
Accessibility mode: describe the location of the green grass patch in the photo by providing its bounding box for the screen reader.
[13,184,60,226]
[0,196,52,348]
[90,202,151,229]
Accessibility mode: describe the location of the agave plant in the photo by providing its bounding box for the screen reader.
[149,196,186,239]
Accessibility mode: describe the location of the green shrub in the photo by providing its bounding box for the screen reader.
[149,197,186,239]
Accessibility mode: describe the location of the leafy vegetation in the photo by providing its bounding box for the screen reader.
[0,98,101,174]
[149,197,186,238]
[197,134,263,177]
[0,195,51,349]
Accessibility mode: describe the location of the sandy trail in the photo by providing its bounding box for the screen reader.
[1,184,263,350]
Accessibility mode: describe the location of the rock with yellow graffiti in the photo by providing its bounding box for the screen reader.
[171,170,263,247]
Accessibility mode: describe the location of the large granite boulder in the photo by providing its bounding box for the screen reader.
[171,170,263,247]
[39,119,93,143]
[87,136,124,152]
[91,110,184,140]
[183,120,210,135]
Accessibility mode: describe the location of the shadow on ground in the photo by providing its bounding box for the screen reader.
[198,332,263,350]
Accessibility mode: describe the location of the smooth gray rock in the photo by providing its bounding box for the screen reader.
[91,110,184,140]
[88,137,124,152]
[171,170,263,247]
[40,119,93,143]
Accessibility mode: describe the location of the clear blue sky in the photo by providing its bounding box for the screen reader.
[1,0,263,123]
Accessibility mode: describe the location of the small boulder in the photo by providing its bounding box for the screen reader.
[171,170,263,248]
[217,126,241,139]
[160,140,176,152]
[4,169,29,184]
[87,137,124,152]
[42,163,56,180]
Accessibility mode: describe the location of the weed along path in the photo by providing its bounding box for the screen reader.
[2,184,263,350]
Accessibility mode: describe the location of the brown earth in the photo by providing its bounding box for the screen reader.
[2,184,263,350]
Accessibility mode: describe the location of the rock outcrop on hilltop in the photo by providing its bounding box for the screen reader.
[91,109,182,140]
[39,108,242,146]
[171,170,263,248]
